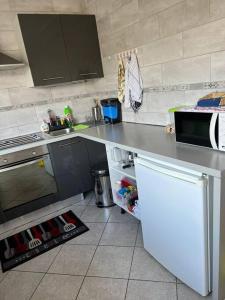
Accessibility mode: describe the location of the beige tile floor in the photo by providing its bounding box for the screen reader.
[0,192,212,300]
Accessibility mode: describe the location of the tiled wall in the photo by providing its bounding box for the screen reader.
[86,0,225,124]
[1,0,225,138]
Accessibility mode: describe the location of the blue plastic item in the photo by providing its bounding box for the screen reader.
[102,105,118,119]
[197,98,221,107]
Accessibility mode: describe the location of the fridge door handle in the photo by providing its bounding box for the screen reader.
[209,113,218,150]
[135,158,206,185]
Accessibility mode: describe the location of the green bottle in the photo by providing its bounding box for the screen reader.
[64,105,73,127]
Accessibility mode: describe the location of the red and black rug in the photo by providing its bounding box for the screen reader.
[0,210,89,272]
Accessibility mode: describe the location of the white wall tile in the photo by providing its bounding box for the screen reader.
[141,65,162,87]
[183,18,225,57]
[211,51,225,81]
[184,0,210,29]
[110,0,139,32]
[148,91,185,113]
[210,0,225,20]
[9,0,53,12]
[0,89,11,107]
[0,67,27,89]
[50,83,87,99]
[0,127,20,140]
[9,86,52,105]
[0,0,11,11]
[0,12,16,30]
[0,30,18,50]
[52,0,84,12]
[139,0,182,18]
[158,2,185,38]
[162,55,211,85]
[14,107,38,126]
[142,34,183,66]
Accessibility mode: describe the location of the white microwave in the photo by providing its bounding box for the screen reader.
[174,111,225,151]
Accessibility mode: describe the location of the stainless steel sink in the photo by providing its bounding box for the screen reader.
[49,128,74,136]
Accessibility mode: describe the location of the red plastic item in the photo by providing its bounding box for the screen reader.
[47,220,60,237]
[63,212,77,225]
[14,234,28,253]
[31,227,42,241]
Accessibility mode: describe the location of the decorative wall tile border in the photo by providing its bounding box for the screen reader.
[1,80,225,112]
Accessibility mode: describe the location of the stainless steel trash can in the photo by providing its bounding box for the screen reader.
[92,168,114,208]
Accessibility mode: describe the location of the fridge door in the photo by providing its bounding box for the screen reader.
[135,157,210,296]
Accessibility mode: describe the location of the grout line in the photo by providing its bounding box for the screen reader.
[124,222,139,300]
[74,213,109,300]
[28,244,63,300]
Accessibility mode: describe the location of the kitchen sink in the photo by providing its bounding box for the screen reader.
[49,128,75,136]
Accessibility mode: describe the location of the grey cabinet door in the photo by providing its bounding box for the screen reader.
[18,14,71,86]
[48,138,93,200]
[60,14,104,81]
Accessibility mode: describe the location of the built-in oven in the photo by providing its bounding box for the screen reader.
[174,111,225,151]
[0,145,58,223]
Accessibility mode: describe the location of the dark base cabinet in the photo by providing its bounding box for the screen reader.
[48,137,108,201]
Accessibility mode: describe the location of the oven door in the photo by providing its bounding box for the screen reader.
[175,112,219,149]
[0,154,57,221]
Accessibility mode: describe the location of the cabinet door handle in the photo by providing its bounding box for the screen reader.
[79,72,97,76]
[59,141,81,148]
[42,76,64,81]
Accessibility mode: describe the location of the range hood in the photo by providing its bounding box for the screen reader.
[0,53,24,70]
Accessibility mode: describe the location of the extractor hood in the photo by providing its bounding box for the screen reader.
[0,53,24,70]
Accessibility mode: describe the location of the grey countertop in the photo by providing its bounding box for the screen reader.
[1,122,225,177]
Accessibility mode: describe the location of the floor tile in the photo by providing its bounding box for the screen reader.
[108,206,139,223]
[81,206,111,222]
[126,280,176,300]
[67,223,105,245]
[31,274,83,300]
[77,276,127,300]
[135,224,144,247]
[130,247,176,282]
[75,192,94,206]
[87,245,133,279]
[100,222,138,246]
[13,246,62,273]
[48,244,96,275]
[0,271,43,300]
[0,270,7,283]
[177,283,212,299]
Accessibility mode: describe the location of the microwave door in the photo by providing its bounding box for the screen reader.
[209,113,218,150]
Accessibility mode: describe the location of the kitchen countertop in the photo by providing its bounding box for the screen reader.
[1,122,225,177]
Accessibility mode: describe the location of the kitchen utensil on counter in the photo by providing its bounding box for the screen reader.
[4,239,15,259]
[59,215,76,232]
[92,99,102,122]
[26,228,42,249]
[39,224,51,241]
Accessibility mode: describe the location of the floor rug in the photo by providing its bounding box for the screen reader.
[0,210,89,272]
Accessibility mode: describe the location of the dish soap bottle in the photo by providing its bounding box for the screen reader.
[64,105,73,128]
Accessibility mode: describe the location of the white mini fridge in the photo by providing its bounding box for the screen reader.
[135,156,210,296]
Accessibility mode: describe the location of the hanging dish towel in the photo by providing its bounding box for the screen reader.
[117,58,125,103]
[124,53,143,112]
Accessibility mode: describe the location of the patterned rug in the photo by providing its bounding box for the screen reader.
[0,210,89,272]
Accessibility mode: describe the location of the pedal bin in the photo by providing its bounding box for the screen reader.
[92,168,114,208]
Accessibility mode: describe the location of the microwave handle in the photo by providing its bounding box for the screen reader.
[209,113,218,150]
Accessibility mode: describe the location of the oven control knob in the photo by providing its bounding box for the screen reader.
[32,151,36,155]
[3,159,8,163]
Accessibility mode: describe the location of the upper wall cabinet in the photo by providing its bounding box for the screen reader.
[17,14,104,87]
[61,15,104,81]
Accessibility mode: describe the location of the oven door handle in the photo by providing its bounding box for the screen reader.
[0,158,45,173]
[209,113,218,150]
